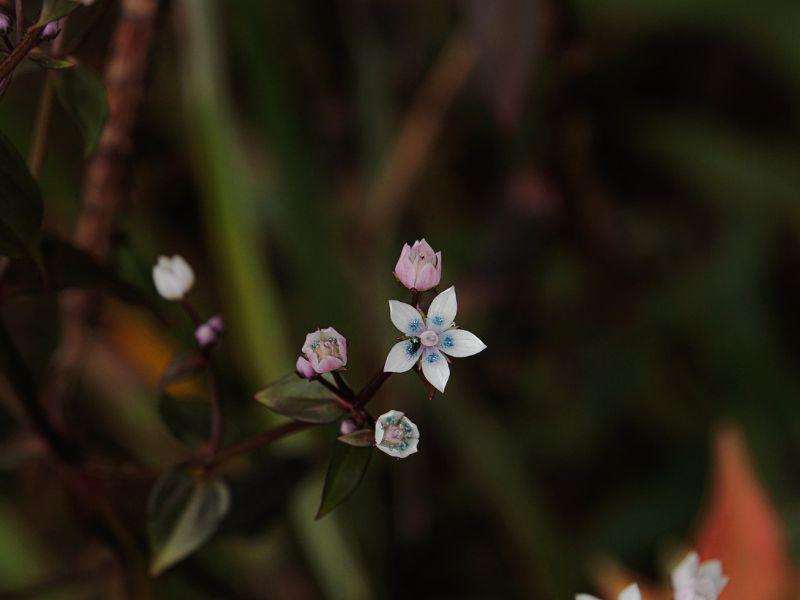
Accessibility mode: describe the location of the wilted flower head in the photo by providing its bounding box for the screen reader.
[40,20,61,41]
[301,327,347,374]
[393,239,442,292]
[671,552,729,600]
[152,255,194,300]
[0,14,11,35]
[375,410,419,458]
[194,315,224,349]
[384,286,486,393]
[577,583,641,600]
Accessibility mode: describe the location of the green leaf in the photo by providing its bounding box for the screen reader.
[56,65,108,155]
[159,352,206,388]
[158,393,210,447]
[148,465,230,576]
[315,441,371,519]
[26,50,75,70]
[0,132,43,261]
[337,429,375,447]
[36,0,81,25]
[254,373,345,423]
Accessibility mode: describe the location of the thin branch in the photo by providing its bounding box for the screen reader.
[207,421,311,470]
[0,26,42,81]
[13,0,22,44]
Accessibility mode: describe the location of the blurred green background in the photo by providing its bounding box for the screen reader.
[1,0,800,597]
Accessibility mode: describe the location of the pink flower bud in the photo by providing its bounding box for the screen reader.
[339,419,357,435]
[393,239,442,292]
[296,356,315,379]
[0,14,11,35]
[194,315,224,349]
[40,20,61,41]
[301,327,347,374]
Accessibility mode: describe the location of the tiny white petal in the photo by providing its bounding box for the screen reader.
[439,328,486,358]
[671,552,699,588]
[152,254,194,300]
[421,348,449,392]
[618,584,642,600]
[575,596,602,600]
[389,300,426,336]
[426,285,457,332]
[384,340,422,373]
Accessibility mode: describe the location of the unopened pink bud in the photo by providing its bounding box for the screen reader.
[194,316,224,349]
[207,315,224,334]
[40,20,60,41]
[339,419,357,435]
[0,14,11,35]
[393,238,442,292]
[296,356,315,379]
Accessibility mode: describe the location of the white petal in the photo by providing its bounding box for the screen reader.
[426,285,457,332]
[575,596,602,600]
[383,341,422,373]
[671,552,699,588]
[389,300,426,336]
[439,328,486,358]
[618,583,641,600]
[170,255,195,292]
[421,348,449,392]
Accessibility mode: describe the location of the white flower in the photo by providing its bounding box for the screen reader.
[671,552,729,600]
[577,583,642,600]
[375,410,420,458]
[152,255,195,300]
[383,286,486,393]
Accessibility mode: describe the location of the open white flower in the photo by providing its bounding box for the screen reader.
[152,255,194,300]
[671,552,729,600]
[577,583,642,600]
[375,410,419,458]
[383,286,486,393]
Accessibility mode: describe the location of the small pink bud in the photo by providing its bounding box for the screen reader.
[0,14,11,35]
[339,419,357,435]
[301,327,347,374]
[393,239,442,292]
[40,20,61,41]
[207,315,224,334]
[194,315,224,349]
[296,356,315,379]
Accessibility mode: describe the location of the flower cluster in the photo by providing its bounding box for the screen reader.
[577,551,729,600]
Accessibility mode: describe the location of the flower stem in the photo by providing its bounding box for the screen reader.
[14,0,22,44]
[206,420,311,470]
[356,370,392,407]
[410,289,420,307]
[0,26,43,82]
[332,371,355,399]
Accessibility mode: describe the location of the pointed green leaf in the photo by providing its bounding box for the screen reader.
[148,465,230,576]
[315,442,371,519]
[26,50,75,70]
[255,373,345,423]
[158,393,210,447]
[337,429,375,447]
[159,352,206,388]
[36,0,81,25]
[56,65,108,155]
[0,132,43,260]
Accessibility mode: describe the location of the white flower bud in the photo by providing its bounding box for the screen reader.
[152,255,195,301]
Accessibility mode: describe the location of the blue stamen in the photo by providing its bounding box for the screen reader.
[426,353,439,364]
[409,319,421,332]
[442,336,454,349]
[432,315,444,327]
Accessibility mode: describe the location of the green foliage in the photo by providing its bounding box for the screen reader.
[0,132,42,261]
[159,353,206,388]
[158,394,210,447]
[36,0,81,25]
[56,65,108,155]
[26,51,75,71]
[337,429,374,447]
[148,465,231,576]
[254,373,345,423]
[315,441,371,520]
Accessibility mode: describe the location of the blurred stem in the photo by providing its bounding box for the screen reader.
[14,0,22,44]
[355,369,391,407]
[332,371,354,399]
[0,317,75,463]
[176,0,289,384]
[0,27,42,81]
[28,73,56,177]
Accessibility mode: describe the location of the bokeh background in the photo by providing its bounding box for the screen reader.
[1,0,800,597]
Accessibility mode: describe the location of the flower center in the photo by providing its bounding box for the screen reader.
[310,338,341,360]
[419,330,439,347]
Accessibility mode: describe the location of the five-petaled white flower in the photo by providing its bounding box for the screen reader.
[671,552,728,600]
[383,286,486,393]
[577,583,641,600]
[152,255,195,301]
[375,410,420,458]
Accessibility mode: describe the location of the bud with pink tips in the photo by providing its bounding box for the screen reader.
[393,239,442,292]
[300,327,348,374]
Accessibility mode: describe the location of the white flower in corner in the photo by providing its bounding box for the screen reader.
[383,286,486,393]
[375,410,420,458]
[577,583,642,600]
[153,255,195,300]
[671,552,729,600]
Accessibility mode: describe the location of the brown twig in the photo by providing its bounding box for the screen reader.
[0,26,42,81]
[206,421,311,470]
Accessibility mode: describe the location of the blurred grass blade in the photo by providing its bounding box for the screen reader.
[56,65,108,155]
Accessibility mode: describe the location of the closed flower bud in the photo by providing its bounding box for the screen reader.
[301,327,347,374]
[375,410,419,458]
[40,20,61,41]
[194,315,224,349]
[296,356,315,379]
[339,419,357,435]
[0,14,11,35]
[152,255,195,301]
[393,239,442,292]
